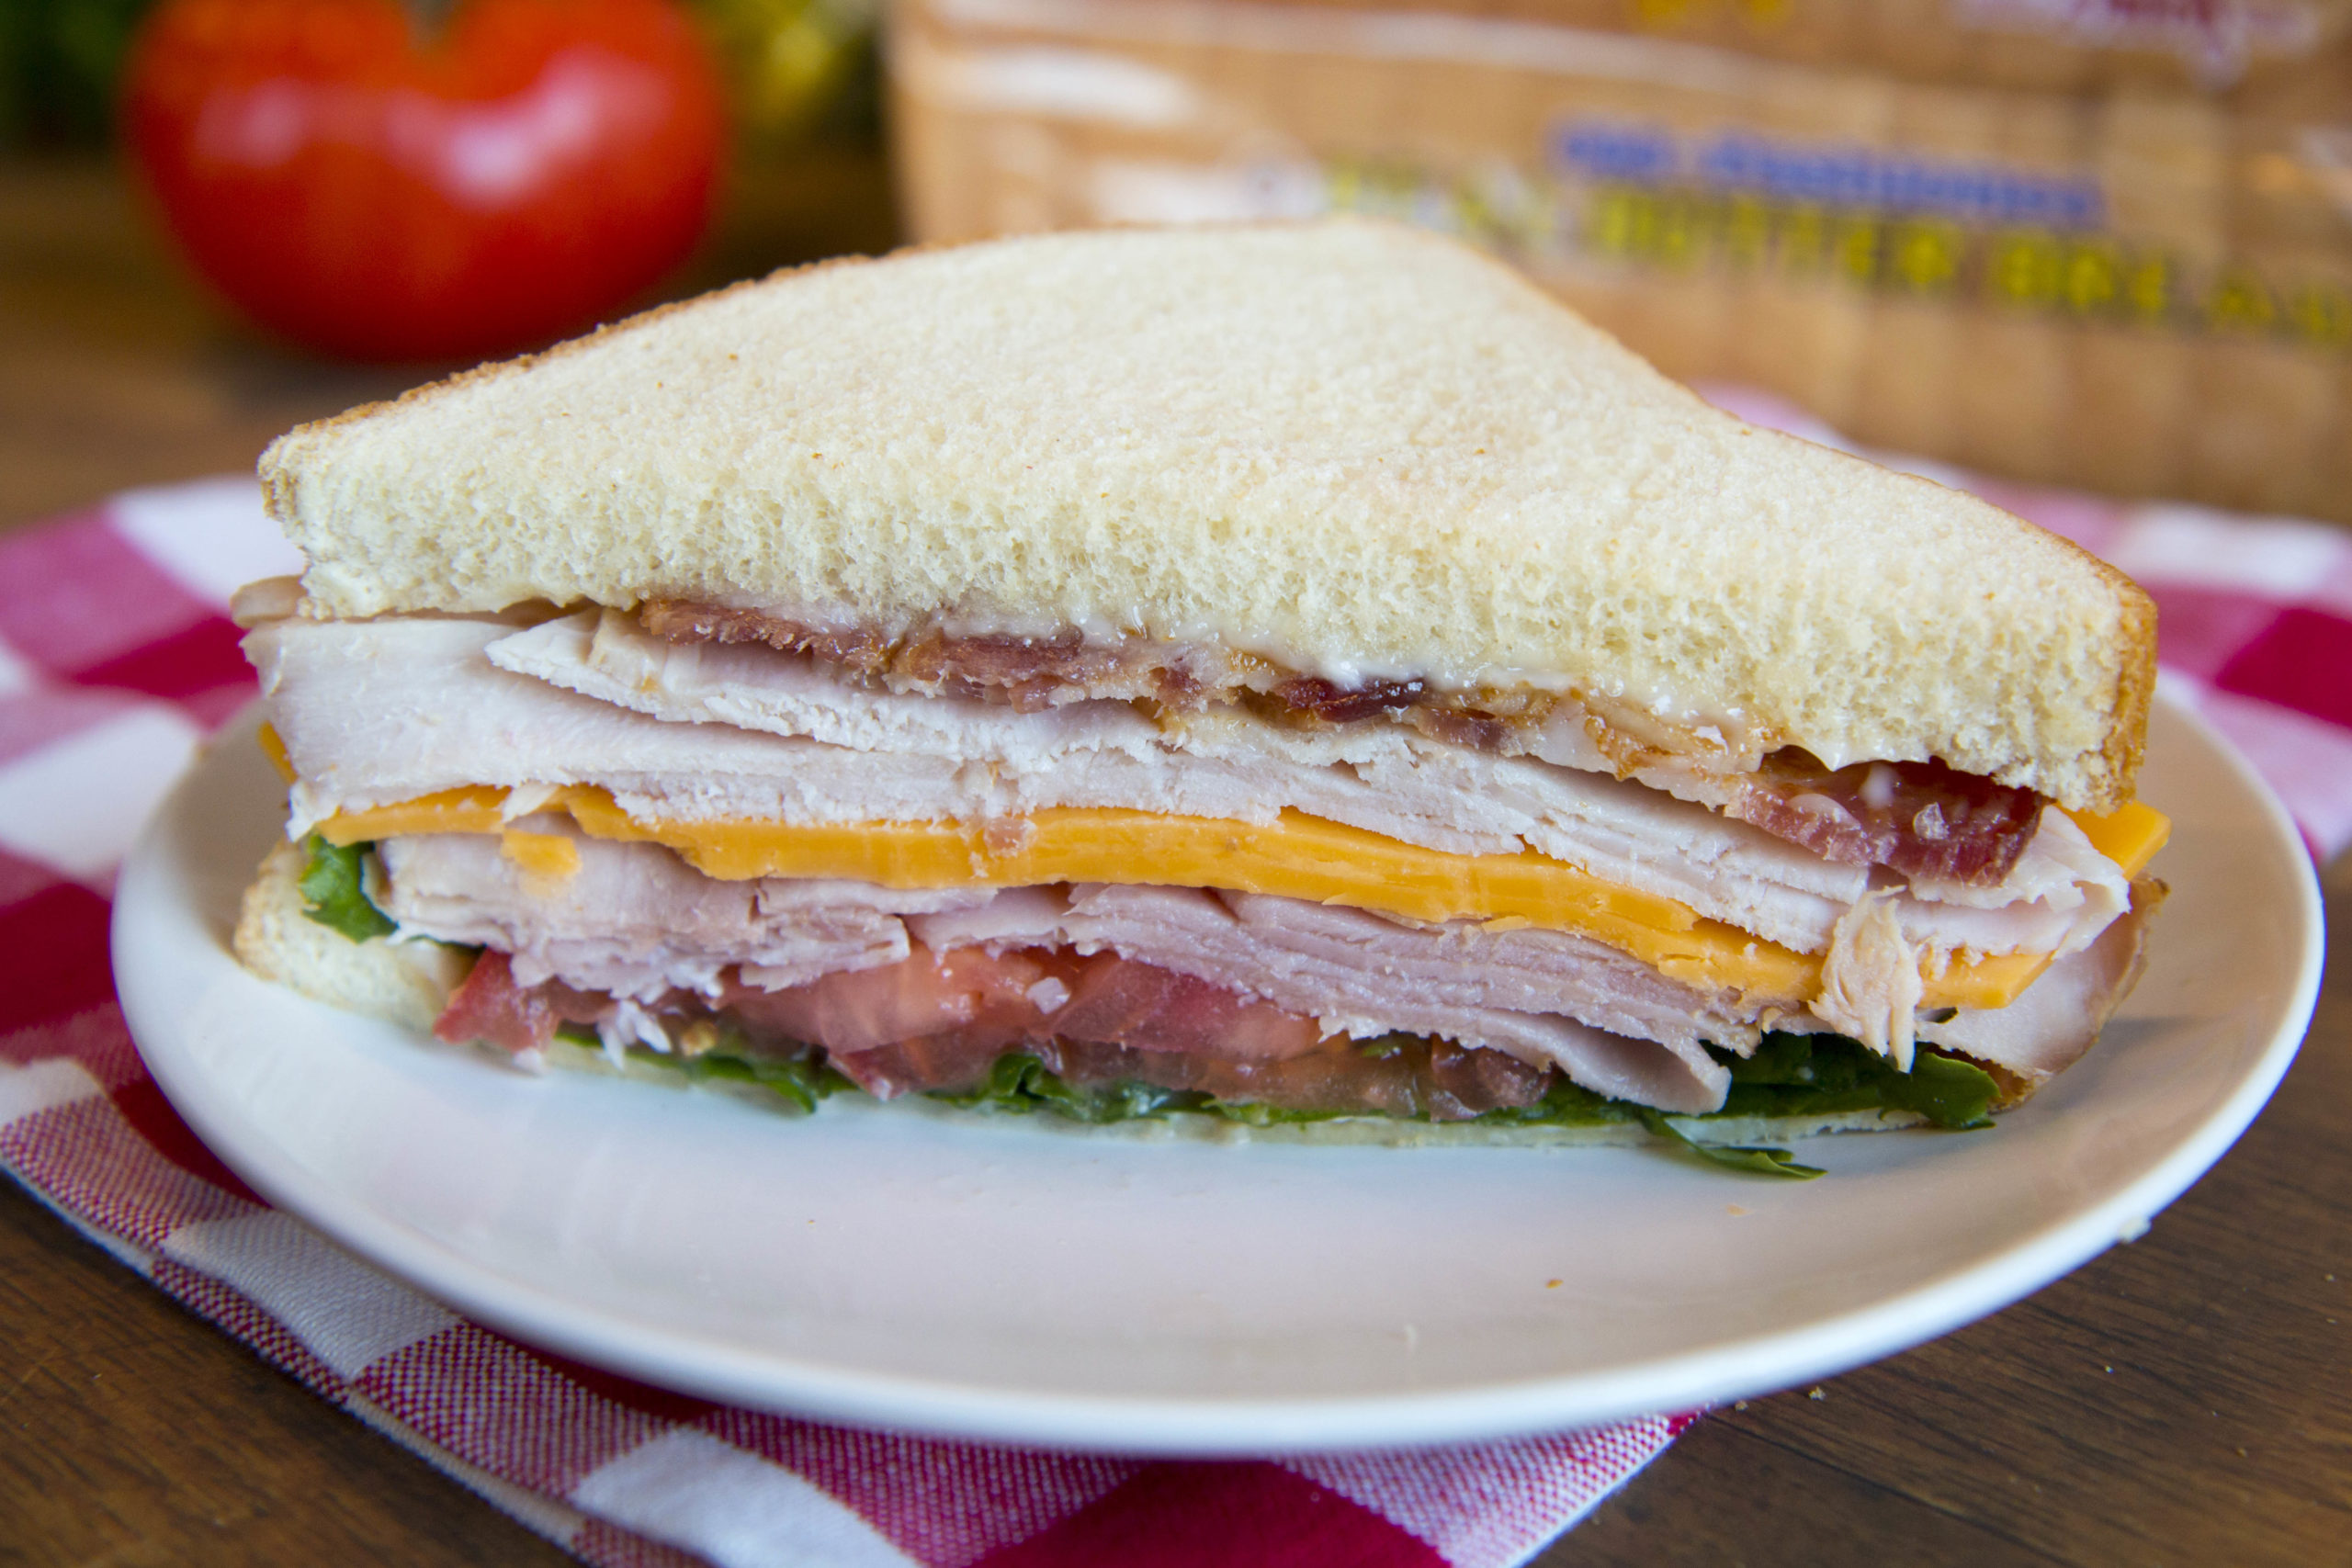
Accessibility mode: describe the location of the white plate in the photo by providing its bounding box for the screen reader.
[114,695,2321,1453]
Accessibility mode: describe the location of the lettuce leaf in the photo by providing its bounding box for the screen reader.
[930,1052,1212,1122]
[1636,1108,1824,1180]
[1715,1032,1997,1131]
[695,1050,855,1115]
[1458,1075,1642,1129]
[297,835,396,942]
[560,1025,854,1114]
[538,1021,1996,1179]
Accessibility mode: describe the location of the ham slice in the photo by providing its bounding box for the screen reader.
[410,830,2154,1116]
[385,822,2151,1112]
[1917,882,2164,1094]
[911,882,1735,1111]
[377,826,989,1000]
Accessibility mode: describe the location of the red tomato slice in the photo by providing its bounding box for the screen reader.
[123,0,727,362]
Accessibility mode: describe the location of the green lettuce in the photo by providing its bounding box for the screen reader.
[1715,1032,1998,1131]
[563,1024,856,1115]
[931,1052,1212,1123]
[682,1048,855,1115]
[1452,1075,1642,1129]
[297,835,396,942]
[543,1023,1998,1180]
[1637,1108,1824,1179]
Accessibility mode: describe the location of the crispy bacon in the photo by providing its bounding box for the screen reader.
[1270,675,1426,725]
[896,629,1141,713]
[638,599,2048,882]
[1408,705,1514,751]
[1731,750,2042,884]
[641,599,1178,714]
[639,600,894,678]
[641,596,1574,752]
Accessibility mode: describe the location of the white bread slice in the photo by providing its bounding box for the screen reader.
[261,220,2153,810]
[232,840,469,1032]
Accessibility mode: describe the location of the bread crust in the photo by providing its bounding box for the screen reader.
[260,242,963,493]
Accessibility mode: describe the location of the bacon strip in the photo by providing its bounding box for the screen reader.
[1731,751,2041,884]
[640,600,1189,714]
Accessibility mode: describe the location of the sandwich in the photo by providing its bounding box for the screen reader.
[229,220,2166,1170]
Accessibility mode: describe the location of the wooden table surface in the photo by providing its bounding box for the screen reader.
[3,154,2346,1568]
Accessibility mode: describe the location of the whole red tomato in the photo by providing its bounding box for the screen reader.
[122,0,727,362]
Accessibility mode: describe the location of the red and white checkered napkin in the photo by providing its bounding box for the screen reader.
[1,423,2345,1565]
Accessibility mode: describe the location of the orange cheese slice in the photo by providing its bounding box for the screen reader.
[311,781,2169,1011]
[2064,799,2170,875]
[500,829,582,884]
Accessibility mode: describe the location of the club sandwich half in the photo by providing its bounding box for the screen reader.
[231,220,2167,1159]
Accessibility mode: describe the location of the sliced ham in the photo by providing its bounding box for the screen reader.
[1918,882,2164,1093]
[386,827,1741,1074]
[377,825,989,1000]
[384,820,2152,1114]
[410,831,2153,1116]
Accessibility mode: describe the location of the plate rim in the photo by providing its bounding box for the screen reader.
[111,692,2325,1453]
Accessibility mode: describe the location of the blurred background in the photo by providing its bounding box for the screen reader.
[4,0,2349,525]
[0,0,894,524]
[4,8,2348,1562]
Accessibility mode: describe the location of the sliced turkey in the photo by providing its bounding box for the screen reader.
[250,614,2132,973]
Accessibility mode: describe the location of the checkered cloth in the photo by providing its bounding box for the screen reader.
[0,417,2341,1565]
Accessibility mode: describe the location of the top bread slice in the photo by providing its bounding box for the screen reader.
[261,219,2154,811]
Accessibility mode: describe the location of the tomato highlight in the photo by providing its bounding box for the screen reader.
[122,0,728,361]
